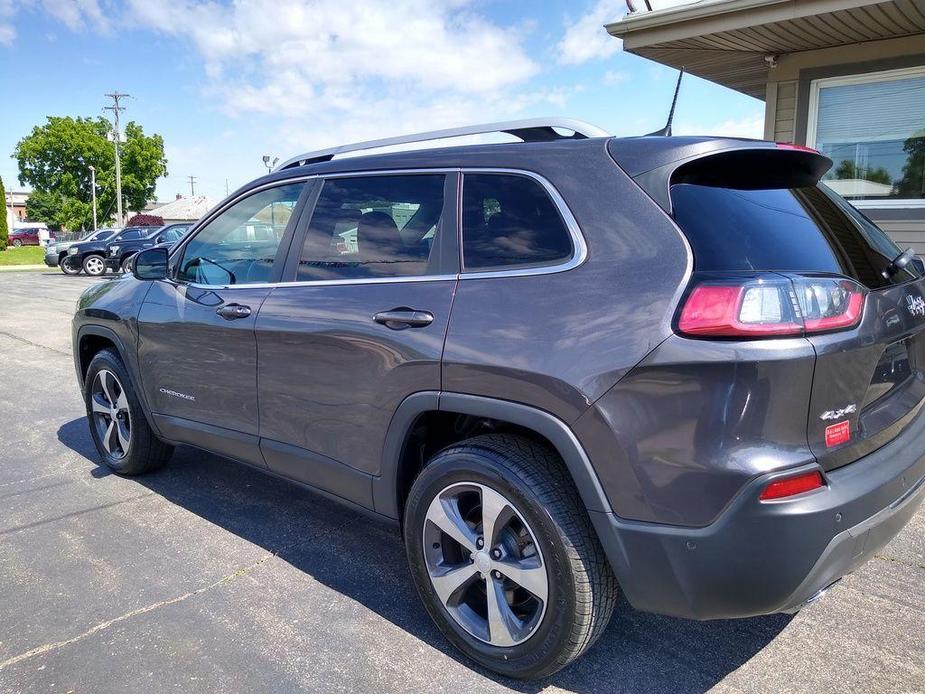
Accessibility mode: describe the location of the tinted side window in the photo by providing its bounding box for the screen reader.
[177,183,303,285]
[461,174,573,271]
[298,174,445,281]
[120,229,145,241]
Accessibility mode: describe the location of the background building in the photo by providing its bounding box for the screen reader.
[609,0,925,251]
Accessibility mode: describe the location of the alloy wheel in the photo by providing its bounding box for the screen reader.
[90,369,131,459]
[84,256,105,275]
[422,482,548,647]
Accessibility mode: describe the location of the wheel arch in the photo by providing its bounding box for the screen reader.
[76,324,160,435]
[373,391,613,520]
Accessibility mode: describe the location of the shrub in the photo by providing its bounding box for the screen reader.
[126,213,164,227]
[0,176,8,251]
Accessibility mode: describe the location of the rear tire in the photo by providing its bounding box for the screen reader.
[121,254,135,274]
[82,254,106,276]
[12,239,22,247]
[60,255,82,275]
[404,434,618,679]
[84,348,173,475]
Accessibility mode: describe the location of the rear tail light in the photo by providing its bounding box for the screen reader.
[759,470,826,501]
[678,274,865,338]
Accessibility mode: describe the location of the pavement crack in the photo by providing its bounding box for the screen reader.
[0,522,352,671]
[0,330,70,357]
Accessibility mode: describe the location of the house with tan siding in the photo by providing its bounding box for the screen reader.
[608,0,925,251]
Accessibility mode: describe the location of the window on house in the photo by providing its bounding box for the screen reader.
[809,66,925,206]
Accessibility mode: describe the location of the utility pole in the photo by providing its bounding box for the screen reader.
[89,165,98,231]
[104,91,130,225]
[187,175,197,196]
[225,178,230,196]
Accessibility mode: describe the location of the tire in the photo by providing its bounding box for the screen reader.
[12,239,22,247]
[404,434,618,679]
[121,254,135,274]
[82,254,106,276]
[83,348,173,475]
[60,255,82,275]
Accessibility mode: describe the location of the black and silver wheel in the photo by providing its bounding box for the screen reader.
[82,254,106,276]
[404,434,618,679]
[84,349,173,474]
[60,255,82,274]
[422,481,549,647]
[12,239,22,247]
[121,254,135,273]
[90,369,132,459]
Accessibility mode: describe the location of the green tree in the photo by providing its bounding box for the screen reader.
[833,159,892,186]
[896,129,925,199]
[13,116,167,230]
[0,176,8,250]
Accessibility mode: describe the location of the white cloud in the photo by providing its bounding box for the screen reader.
[0,0,15,44]
[557,0,624,65]
[556,0,699,65]
[119,0,563,153]
[38,0,109,31]
[675,112,764,139]
[603,70,629,85]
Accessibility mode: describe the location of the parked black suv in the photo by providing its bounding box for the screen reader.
[63,226,157,276]
[105,222,193,273]
[72,120,925,679]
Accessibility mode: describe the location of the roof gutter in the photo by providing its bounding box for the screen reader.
[606,0,883,38]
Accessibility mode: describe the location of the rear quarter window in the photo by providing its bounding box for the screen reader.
[461,173,573,272]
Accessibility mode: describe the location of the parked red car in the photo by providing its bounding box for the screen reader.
[8,228,53,246]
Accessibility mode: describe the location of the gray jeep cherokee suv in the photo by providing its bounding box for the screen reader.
[72,119,925,679]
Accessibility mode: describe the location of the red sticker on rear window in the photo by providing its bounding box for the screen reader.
[825,420,850,447]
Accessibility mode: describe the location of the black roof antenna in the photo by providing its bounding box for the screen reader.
[647,67,684,136]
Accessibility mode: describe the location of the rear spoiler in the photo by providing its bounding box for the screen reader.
[608,138,833,214]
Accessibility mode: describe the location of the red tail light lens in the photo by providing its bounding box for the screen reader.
[678,275,865,338]
[759,470,825,501]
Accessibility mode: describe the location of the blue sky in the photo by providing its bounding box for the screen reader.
[0,0,763,203]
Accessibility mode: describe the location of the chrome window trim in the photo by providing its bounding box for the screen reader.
[457,168,587,280]
[178,167,587,291]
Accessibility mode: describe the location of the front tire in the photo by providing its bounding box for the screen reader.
[84,349,173,475]
[404,434,618,679]
[60,255,82,274]
[12,239,22,247]
[82,254,106,276]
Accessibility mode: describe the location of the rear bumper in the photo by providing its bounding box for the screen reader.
[592,408,925,620]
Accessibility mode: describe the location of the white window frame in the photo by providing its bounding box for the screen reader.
[806,64,925,210]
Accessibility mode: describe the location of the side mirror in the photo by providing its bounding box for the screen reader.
[154,235,165,244]
[132,247,168,280]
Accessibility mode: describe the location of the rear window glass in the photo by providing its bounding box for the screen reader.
[462,174,573,271]
[671,183,918,289]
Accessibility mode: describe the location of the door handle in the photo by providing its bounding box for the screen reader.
[216,303,252,320]
[373,308,434,329]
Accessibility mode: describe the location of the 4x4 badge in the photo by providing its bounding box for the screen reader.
[906,295,925,317]
[820,404,856,421]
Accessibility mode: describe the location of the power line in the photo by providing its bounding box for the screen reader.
[187,175,197,196]
[103,91,130,225]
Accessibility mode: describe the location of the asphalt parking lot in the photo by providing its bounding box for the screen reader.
[0,269,923,693]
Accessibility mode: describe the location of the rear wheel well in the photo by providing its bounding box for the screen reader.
[395,411,566,518]
[78,334,118,380]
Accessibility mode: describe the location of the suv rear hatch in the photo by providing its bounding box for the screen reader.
[612,140,925,472]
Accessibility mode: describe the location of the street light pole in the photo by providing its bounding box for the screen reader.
[89,165,98,231]
[104,91,130,226]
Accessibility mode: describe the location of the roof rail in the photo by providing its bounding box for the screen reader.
[275,118,611,171]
